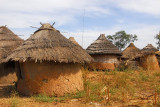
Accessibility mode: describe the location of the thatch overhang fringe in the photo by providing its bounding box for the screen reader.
[0,26,23,63]
[141,44,158,55]
[86,34,121,55]
[5,24,93,63]
[121,43,142,59]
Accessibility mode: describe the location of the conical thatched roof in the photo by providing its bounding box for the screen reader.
[122,43,142,59]
[0,26,23,63]
[69,37,79,45]
[86,34,121,55]
[141,44,158,55]
[5,23,92,63]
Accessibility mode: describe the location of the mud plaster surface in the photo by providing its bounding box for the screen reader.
[88,62,115,70]
[17,61,84,96]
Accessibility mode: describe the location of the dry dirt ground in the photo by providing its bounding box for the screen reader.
[0,70,160,107]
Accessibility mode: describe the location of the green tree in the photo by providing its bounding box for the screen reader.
[107,31,138,51]
[155,33,160,50]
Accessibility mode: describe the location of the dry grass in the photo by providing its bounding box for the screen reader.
[82,68,160,106]
[0,68,160,106]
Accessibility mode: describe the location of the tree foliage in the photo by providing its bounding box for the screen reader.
[155,33,160,50]
[107,31,138,51]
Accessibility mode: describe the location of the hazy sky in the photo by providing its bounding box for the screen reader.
[1,0,160,49]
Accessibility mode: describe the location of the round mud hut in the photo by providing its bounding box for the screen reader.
[86,34,121,70]
[0,26,23,84]
[140,44,159,70]
[121,43,142,70]
[5,23,92,96]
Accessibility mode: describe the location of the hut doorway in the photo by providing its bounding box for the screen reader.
[0,61,17,85]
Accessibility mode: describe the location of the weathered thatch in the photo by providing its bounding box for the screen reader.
[0,26,23,63]
[5,24,92,63]
[121,43,142,60]
[0,26,23,84]
[86,34,121,55]
[69,37,79,46]
[141,44,158,55]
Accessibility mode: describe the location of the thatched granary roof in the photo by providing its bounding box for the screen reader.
[5,23,92,63]
[0,26,23,63]
[141,44,158,55]
[86,34,121,55]
[122,43,142,59]
[69,37,79,45]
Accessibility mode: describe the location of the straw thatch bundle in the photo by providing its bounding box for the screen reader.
[5,24,92,63]
[69,37,79,46]
[141,44,158,55]
[0,26,23,63]
[122,43,142,60]
[86,34,121,55]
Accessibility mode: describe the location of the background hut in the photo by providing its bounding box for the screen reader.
[5,23,92,96]
[0,26,23,84]
[140,44,159,70]
[86,34,121,70]
[121,43,142,70]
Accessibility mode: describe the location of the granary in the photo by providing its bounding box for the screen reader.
[121,43,142,70]
[5,23,92,96]
[0,26,23,84]
[86,34,121,70]
[69,37,79,45]
[140,44,159,70]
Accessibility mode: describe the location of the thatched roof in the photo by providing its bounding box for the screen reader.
[5,23,92,63]
[121,43,142,59]
[69,37,79,45]
[86,34,121,55]
[141,44,158,55]
[0,26,23,63]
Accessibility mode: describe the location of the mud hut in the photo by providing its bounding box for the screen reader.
[0,26,23,84]
[86,34,121,70]
[121,43,142,70]
[5,23,92,96]
[69,37,79,45]
[140,44,159,70]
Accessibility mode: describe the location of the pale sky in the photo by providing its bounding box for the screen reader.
[0,0,160,49]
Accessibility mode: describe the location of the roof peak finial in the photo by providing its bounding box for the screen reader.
[98,34,106,40]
